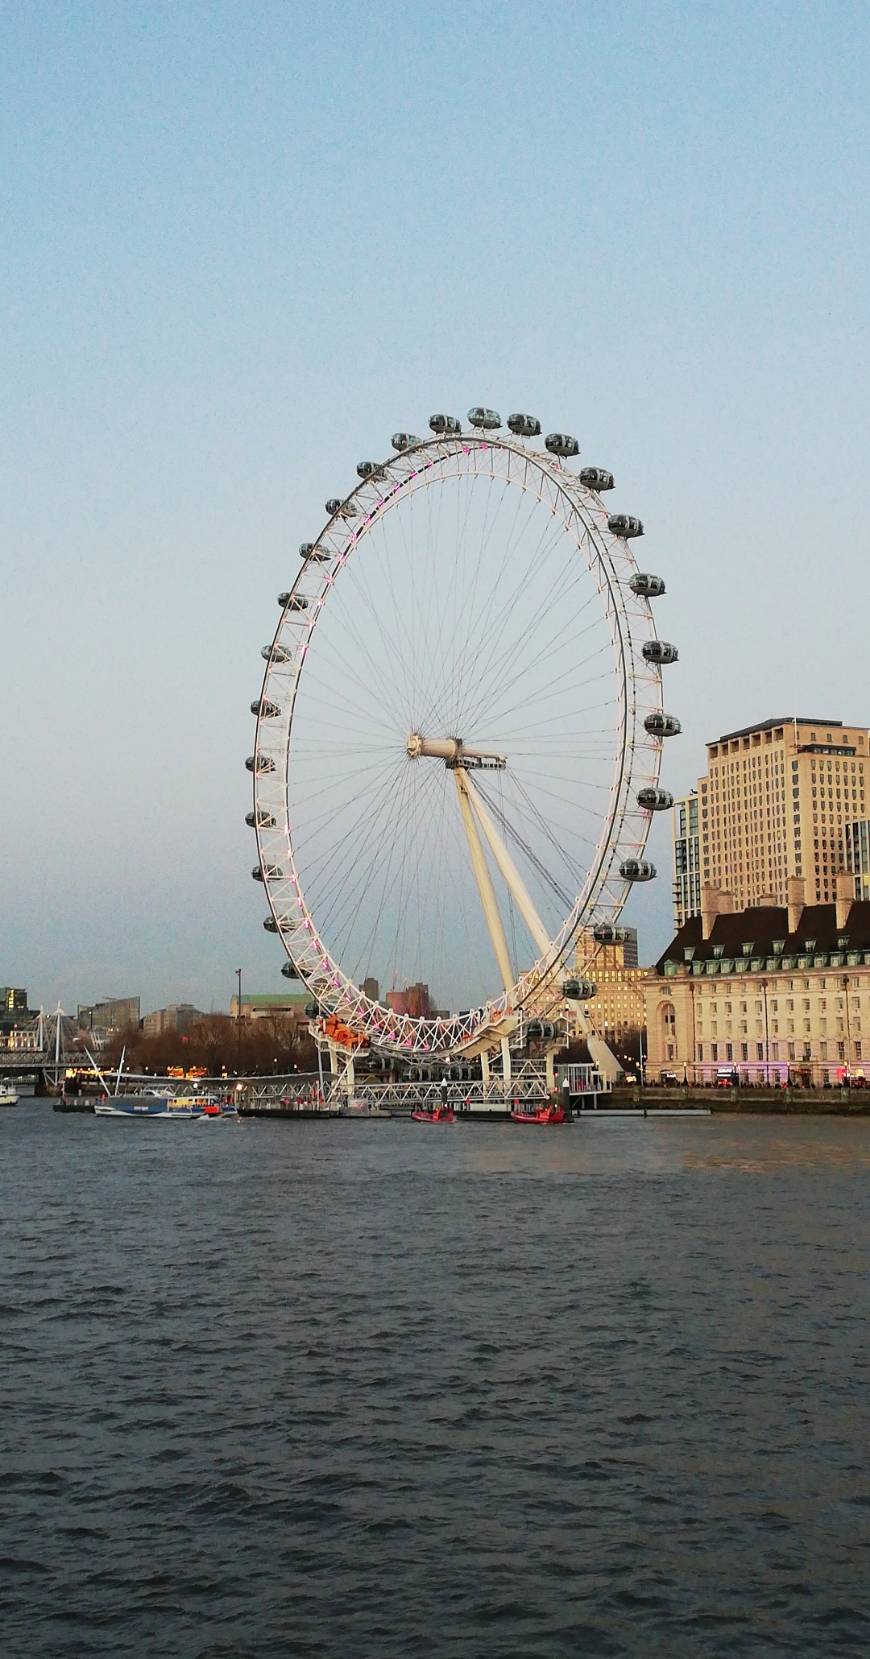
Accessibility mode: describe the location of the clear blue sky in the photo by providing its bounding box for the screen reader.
[2,0,868,1013]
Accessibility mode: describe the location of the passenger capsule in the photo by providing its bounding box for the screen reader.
[262,643,292,664]
[620,858,656,882]
[325,498,344,516]
[252,862,282,882]
[526,1021,543,1040]
[579,466,615,490]
[356,461,380,479]
[429,413,462,435]
[642,640,679,665]
[304,1002,320,1020]
[630,572,666,598]
[281,959,300,979]
[592,923,630,944]
[467,406,501,430]
[644,712,681,738]
[250,698,281,719]
[245,754,276,773]
[608,513,644,538]
[245,809,276,828]
[263,916,279,933]
[299,542,329,562]
[285,595,308,612]
[637,786,674,811]
[545,432,580,458]
[391,432,422,451]
[563,978,597,1001]
[507,413,541,437]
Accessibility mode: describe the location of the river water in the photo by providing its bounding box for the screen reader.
[1,1107,868,1657]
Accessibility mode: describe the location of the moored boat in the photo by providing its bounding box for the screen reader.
[510,1104,567,1125]
[94,1093,204,1119]
[0,1087,20,1107]
[411,1105,456,1123]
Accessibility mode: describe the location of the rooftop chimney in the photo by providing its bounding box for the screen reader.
[787,875,806,937]
[700,885,734,940]
[835,869,855,932]
[757,892,778,908]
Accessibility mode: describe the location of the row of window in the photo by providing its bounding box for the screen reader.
[696,1040,857,1063]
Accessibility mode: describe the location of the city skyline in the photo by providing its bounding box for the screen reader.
[4,2,869,1010]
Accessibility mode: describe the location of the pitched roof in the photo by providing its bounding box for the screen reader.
[655,900,870,973]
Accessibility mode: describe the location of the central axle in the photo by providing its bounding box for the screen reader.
[406,732,507,770]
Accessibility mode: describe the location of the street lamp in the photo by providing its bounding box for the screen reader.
[235,968,242,1073]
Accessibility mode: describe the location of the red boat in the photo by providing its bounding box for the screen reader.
[411,1106,456,1123]
[510,1105,567,1125]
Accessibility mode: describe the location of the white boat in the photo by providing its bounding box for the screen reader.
[0,1087,19,1107]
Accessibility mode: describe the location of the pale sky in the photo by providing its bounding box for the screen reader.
[2,0,868,1014]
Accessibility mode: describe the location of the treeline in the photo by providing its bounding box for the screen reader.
[99,1014,317,1076]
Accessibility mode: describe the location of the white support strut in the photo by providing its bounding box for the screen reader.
[461,771,551,957]
[453,769,515,997]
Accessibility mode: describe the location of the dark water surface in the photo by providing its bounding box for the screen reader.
[2,1108,868,1657]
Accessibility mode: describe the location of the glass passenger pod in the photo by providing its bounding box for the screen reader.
[325,498,357,518]
[593,923,630,944]
[299,543,330,562]
[507,413,541,437]
[630,572,666,598]
[356,461,381,479]
[620,859,656,881]
[262,643,292,664]
[246,809,277,829]
[391,433,422,452]
[250,698,281,719]
[467,406,501,429]
[637,786,674,811]
[263,916,279,932]
[281,960,301,979]
[544,432,580,457]
[429,414,462,435]
[252,863,282,882]
[644,712,681,738]
[579,466,615,491]
[245,754,276,773]
[608,514,644,538]
[563,978,596,1000]
[642,640,679,665]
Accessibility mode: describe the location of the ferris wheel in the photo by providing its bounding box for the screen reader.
[247,407,679,1065]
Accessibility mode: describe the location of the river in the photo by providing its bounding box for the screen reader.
[2,1107,867,1656]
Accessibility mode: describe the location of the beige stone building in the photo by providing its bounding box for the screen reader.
[645,872,870,1086]
[691,716,869,912]
[574,926,645,1047]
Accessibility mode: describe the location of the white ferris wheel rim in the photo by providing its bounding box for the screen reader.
[251,428,668,1057]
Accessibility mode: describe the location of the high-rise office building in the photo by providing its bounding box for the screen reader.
[844,821,870,901]
[574,927,644,1043]
[77,995,141,1033]
[693,717,869,910]
[672,792,701,927]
